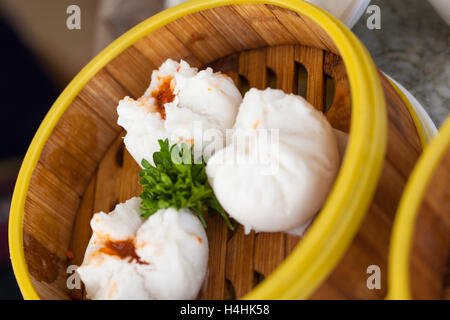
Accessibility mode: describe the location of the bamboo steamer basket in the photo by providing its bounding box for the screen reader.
[9,0,427,300]
[389,117,450,300]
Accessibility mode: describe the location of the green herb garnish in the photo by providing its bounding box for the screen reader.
[138,139,234,230]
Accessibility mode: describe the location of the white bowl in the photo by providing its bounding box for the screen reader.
[305,0,371,28]
[385,74,438,144]
[428,0,450,25]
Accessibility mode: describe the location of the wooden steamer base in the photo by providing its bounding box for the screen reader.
[18,3,424,299]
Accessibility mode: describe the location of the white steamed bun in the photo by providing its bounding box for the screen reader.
[77,197,208,300]
[206,88,340,234]
[117,59,242,166]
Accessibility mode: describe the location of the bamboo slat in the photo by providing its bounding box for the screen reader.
[200,6,267,52]
[232,4,297,46]
[165,11,235,64]
[67,175,96,300]
[133,26,203,68]
[105,46,156,98]
[294,46,325,111]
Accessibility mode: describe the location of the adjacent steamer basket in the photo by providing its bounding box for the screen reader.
[9,0,425,300]
[389,117,450,300]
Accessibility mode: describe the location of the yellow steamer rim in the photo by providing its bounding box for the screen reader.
[10,0,387,299]
[388,117,450,300]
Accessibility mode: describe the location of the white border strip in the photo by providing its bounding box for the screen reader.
[385,73,438,144]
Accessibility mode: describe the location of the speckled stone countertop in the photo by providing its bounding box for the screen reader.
[353,0,450,127]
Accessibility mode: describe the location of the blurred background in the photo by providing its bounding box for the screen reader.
[0,0,448,299]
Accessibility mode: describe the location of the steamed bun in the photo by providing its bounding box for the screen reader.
[206,88,339,233]
[117,59,242,166]
[77,198,208,300]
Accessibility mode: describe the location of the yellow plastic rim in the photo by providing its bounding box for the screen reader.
[9,0,388,300]
[388,117,450,300]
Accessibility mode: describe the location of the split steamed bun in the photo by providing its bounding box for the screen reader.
[77,197,208,300]
[117,59,242,166]
[206,88,340,234]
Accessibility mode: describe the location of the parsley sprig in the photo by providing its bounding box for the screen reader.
[138,139,234,230]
